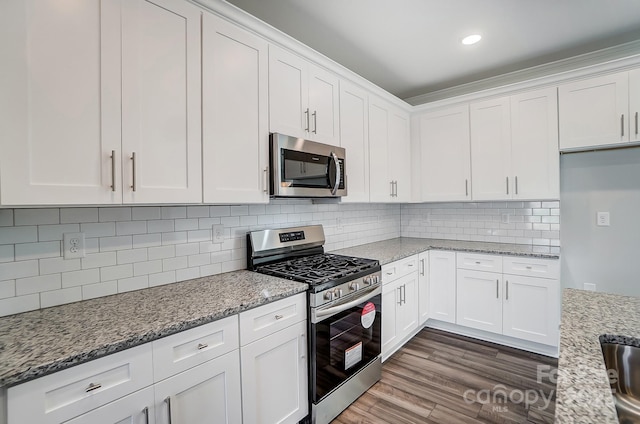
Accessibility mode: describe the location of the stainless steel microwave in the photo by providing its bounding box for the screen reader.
[270,133,346,198]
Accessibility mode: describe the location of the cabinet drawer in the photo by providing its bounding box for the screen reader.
[152,315,239,382]
[456,252,502,272]
[382,255,419,284]
[7,344,153,424]
[240,293,306,346]
[502,256,560,279]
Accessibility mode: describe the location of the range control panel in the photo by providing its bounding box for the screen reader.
[279,230,305,243]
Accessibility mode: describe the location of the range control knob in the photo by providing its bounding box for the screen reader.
[350,282,360,291]
[333,288,343,298]
[324,291,334,301]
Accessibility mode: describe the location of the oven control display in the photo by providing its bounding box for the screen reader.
[279,231,305,243]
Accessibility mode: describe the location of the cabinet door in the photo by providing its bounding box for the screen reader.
[241,320,308,424]
[0,0,121,205]
[511,87,559,199]
[64,387,155,424]
[470,97,512,200]
[389,108,412,202]
[339,82,370,203]
[154,350,242,424]
[269,45,309,139]
[428,251,456,323]
[503,275,560,346]
[559,72,629,150]
[418,252,429,325]
[629,69,640,143]
[418,106,471,201]
[382,280,400,359]
[456,269,503,334]
[368,98,392,202]
[397,273,419,336]
[121,0,202,204]
[202,12,269,204]
[308,65,340,144]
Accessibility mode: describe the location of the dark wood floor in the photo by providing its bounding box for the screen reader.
[332,328,558,424]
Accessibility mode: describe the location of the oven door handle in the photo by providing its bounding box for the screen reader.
[313,285,381,322]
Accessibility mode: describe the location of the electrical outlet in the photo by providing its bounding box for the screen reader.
[63,232,85,259]
[596,212,610,227]
[212,225,225,243]
[583,283,596,292]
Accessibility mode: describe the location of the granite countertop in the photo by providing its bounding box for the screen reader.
[0,270,307,388]
[331,237,560,265]
[555,288,640,423]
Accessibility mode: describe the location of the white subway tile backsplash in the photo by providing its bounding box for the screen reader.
[148,245,175,261]
[0,210,14,227]
[38,224,80,242]
[132,207,161,221]
[188,253,211,268]
[200,263,221,276]
[0,226,38,245]
[175,243,200,257]
[40,287,82,308]
[230,205,248,216]
[148,220,175,233]
[187,230,211,243]
[162,232,188,246]
[15,209,59,226]
[134,260,163,276]
[0,260,39,280]
[116,248,148,265]
[220,216,240,227]
[175,219,199,231]
[60,208,99,224]
[81,222,116,238]
[82,281,118,300]
[163,256,188,272]
[100,235,132,252]
[81,252,117,269]
[210,205,231,217]
[0,294,39,317]
[99,207,132,222]
[62,269,100,288]
[176,267,200,281]
[15,241,61,261]
[161,206,186,220]
[101,264,133,282]
[148,271,176,287]
[133,233,162,249]
[118,276,148,293]
[16,274,61,296]
[116,221,147,236]
[187,206,210,218]
[0,245,14,263]
[0,280,15,299]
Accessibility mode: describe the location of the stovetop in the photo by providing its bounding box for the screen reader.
[255,253,380,287]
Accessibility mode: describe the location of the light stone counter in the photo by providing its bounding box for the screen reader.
[555,289,640,423]
[0,270,307,388]
[331,237,560,265]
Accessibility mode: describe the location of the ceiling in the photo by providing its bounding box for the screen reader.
[224,0,640,101]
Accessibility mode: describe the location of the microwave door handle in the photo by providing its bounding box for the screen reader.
[330,152,340,195]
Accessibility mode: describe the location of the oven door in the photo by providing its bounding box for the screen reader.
[271,133,346,197]
[310,285,381,403]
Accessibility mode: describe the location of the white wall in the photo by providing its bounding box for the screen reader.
[560,147,640,297]
[0,200,400,316]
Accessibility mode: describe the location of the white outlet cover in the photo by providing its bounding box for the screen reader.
[596,211,610,227]
[212,225,225,243]
[63,232,86,259]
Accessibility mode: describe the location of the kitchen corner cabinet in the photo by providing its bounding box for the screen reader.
[381,255,419,360]
[417,106,472,202]
[0,0,202,205]
[559,71,639,150]
[339,82,370,203]
[427,250,456,323]
[418,252,429,325]
[202,11,269,204]
[470,88,559,201]
[269,45,339,145]
[369,97,411,202]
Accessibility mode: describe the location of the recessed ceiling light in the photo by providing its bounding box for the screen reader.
[462,34,482,45]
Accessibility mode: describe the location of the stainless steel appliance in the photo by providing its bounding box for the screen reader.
[270,133,346,198]
[247,225,381,424]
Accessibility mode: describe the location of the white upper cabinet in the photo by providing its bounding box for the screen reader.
[121,0,202,204]
[470,97,512,201]
[369,97,411,202]
[0,0,121,205]
[339,82,370,203]
[629,68,640,143]
[269,45,339,145]
[417,106,471,202]
[202,11,269,204]
[510,87,559,199]
[559,71,629,150]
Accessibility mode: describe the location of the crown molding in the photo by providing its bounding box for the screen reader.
[191,0,413,112]
[408,40,640,110]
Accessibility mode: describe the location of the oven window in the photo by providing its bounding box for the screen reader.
[311,295,381,402]
[281,149,330,188]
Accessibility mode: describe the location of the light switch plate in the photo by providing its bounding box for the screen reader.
[596,212,610,226]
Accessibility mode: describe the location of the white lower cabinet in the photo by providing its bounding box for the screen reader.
[381,255,419,360]
[240,320,308,424]
[64,387,155,424]
[427,250,456,324]
[456,269,503,334]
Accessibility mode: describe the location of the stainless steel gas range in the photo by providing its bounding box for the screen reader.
[247,225,382,424]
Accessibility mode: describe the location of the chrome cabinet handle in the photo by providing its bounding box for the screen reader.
[110,150,116,192]
[305,108,310,132]
[142,407,149,424]
[263,167,269,193]
[515,176,518,195]
[465,179,469,196]
[496,280,499,299]
[312,110,317,134]
[636,111,638,136]
[397,286,402,306]
[299,333,306,359]
[275,314,284,320]
[390,181,394,197]
[394,181,398,197]
[85,382,101,393]
[621,114,625,137]
[420,259,425,276]
[131,152,137,191]
[475,261,481,265]
[506,177,509,195]
[165,396,173,424]
[197,343,208,350]
[506,280,509,300]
